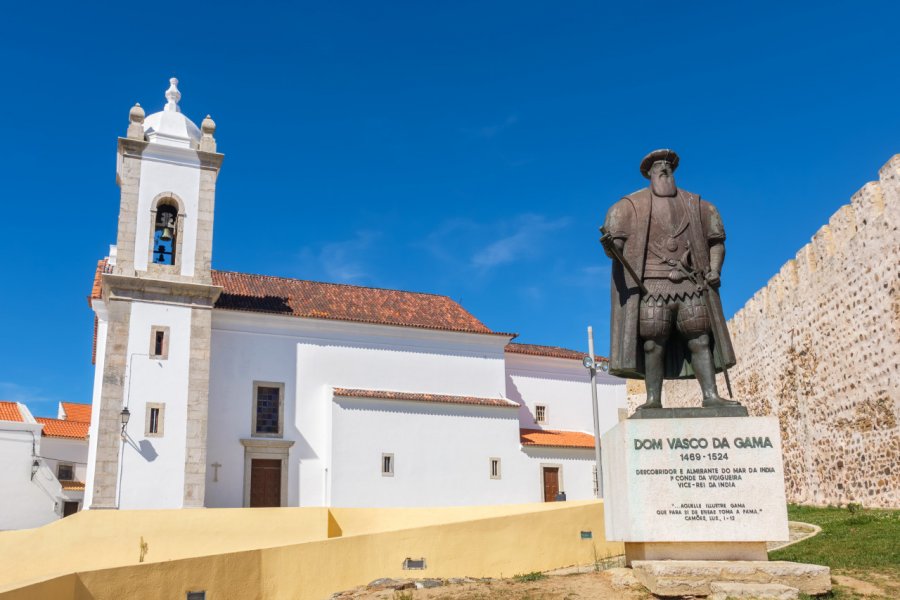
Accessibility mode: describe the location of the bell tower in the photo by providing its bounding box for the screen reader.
[85,79,223,510]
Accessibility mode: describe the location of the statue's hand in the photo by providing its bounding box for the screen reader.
[706,270,720,286]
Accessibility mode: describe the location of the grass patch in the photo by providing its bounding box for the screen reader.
[512,571,547,582]
[769,505,900,570]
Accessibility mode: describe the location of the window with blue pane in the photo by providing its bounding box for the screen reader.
[153,205,177,265]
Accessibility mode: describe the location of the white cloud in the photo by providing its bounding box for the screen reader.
[471,214,571,270]
[297,231,381,283]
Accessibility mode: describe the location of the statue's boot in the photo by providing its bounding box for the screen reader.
[692,345,740,408]
[638,338,665,409]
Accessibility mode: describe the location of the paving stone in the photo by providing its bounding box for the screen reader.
[631,560,831,596]
[709,581,799,600]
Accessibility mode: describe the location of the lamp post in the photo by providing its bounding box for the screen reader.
[120,406,131,437]
[582,326,609,498]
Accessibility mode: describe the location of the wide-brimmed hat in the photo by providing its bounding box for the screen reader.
[640,149,679,179]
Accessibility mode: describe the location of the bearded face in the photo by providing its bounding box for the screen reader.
[649,161,677,197]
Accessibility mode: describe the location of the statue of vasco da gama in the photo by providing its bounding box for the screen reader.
[600,149,741,410]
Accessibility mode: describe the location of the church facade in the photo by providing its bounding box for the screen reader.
[84,80,626,511]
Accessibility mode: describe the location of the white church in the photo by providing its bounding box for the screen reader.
[83,79,626,511]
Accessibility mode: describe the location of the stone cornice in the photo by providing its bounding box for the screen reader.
[102,273,222,307]
[117,137,223,170]
[240,438,295,449]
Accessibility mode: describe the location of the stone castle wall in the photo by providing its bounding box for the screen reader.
[627,154,900,508]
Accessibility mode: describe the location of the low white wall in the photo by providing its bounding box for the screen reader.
[330,397,525,507]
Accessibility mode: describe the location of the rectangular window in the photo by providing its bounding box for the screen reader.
[252,382,284,438]
[382,453,394,477]
[145,403,165,437]
[149,326,170,359]
[57,463,74,481]
[535,405,547,424]
[490,457,501,480]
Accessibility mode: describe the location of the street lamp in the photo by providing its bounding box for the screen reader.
[583,327,608,498]
[120,406,131,436]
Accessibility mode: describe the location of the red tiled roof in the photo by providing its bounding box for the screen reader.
[0,401,23,422]
[61,481,86,491]
[333,388,519,408]
[36,418,90,439]
[520,428,596,449]
[89,260,513,338]
[61,402,91,423]
[506,342,607,362]
[212,270,509,336]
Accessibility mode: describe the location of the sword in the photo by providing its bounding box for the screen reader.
[599,226,648,295]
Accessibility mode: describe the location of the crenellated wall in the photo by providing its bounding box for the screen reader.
[628,154,900,508]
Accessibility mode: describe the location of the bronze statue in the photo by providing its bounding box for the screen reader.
[600,149,740,411]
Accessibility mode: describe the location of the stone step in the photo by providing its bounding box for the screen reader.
[631,560,830,596]
[709,581,799,600]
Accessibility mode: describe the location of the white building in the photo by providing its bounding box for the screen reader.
[84,79,626,511]
[0,401,90,529]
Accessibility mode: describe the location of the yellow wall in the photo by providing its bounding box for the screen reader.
[0,507,329,592]
[0,501,622,600]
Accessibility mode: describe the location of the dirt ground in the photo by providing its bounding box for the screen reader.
[338,569,651,600]
[339,567,900,600]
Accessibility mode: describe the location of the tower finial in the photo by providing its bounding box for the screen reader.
[164,77,181,112]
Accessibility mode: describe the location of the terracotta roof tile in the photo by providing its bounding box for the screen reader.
[90,260,513,337]
[61,481,86,491]
[333,388,519,408]
[212,270,510,336]
[61,402,91,423]
[506,342,607,362]
[36,418,90,439]
[0,401,23,422]
[520,428,596,449]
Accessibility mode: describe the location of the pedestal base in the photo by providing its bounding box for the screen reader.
[631,405,749,419]
[624,541,768,566]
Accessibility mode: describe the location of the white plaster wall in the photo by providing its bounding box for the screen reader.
[0,424,62,530]
[331,397,525,507]
[506,353,626,435]
[206,311,511,508]
[83,311,107,509]
[40,437,88,484]
[133,146,201,276]
[117,301,193,509]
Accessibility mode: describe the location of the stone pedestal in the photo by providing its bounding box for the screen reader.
[601,415,789,564]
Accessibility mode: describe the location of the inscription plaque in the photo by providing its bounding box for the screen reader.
[602,416,789,542]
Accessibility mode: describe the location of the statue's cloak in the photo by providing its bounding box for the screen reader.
[603,188,736,379]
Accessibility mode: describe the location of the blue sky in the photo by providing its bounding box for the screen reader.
[2,2,899,417]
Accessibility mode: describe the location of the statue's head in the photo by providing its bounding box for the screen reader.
[639,149,679,197]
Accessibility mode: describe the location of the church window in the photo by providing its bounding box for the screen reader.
[252,382,284,438]
[152,204,178,265]
[149,326,170,359]
[145,403,165,437]
[57,463,74,481]
[535,405,547,424]
[382,453,394,477]
[490,457,501,479]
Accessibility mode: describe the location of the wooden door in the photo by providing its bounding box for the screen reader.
[62,501,79,517]
[250,459,282,507]
[543,467,559,502]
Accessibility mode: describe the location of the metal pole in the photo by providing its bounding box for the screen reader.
[587,326,603,498]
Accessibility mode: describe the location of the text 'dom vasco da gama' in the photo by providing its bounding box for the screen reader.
[602,417,789,541]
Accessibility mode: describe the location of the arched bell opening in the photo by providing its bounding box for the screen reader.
[152,204,178,265]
